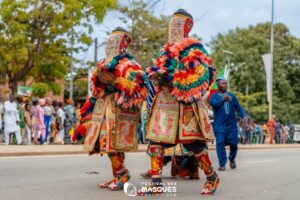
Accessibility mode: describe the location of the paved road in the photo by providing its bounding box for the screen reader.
[1,148,300,200]
[1,144,300,156]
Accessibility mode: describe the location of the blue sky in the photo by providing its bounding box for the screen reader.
[77,0,300,64]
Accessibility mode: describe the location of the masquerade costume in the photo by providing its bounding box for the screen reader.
[140,9,219,195]
[74,27,147,191]
[141,81,200,180]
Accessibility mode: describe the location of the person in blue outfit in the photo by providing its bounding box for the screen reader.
[209,78,248,171]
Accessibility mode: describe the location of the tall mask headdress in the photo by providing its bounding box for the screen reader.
[105,27,132,60]
[95,27,132,84]
[168,9,194,43]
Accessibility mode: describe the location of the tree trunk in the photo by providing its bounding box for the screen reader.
[8,79,18,95]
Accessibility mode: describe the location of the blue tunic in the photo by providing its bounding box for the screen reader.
[209,92,246,145]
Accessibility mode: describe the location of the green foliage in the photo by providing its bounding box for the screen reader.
[32,82,49,97]
[64,67,88,100]
[118,0,169,68]
[73,79,88,98]
[0,0,117,94]
[48,82,62,95]
[236,92,269,122]
[209,22,300,123]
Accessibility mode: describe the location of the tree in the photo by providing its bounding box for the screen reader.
[209,22,300,123]
[64,67,88,101]
[118,0,169,68]
[0,0,117,95]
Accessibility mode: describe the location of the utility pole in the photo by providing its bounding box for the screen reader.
[88,38,98,97]
[246,83,249,110]
[227,58,231,92]
[94,37,98,72]
[269,0,274,120]
[69,27,74,100]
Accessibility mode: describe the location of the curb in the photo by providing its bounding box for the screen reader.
[0,145,300,157]
[0,149,147,157]
[0,151,86,157]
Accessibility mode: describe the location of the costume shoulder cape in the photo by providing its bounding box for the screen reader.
[147,38,215,103]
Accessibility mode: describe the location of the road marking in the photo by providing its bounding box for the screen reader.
[246,159,278,164]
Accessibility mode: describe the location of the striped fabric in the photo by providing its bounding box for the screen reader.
[146,80,156,114]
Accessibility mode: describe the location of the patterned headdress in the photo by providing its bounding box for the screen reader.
[168,9,194,43]
[105,27,132,60]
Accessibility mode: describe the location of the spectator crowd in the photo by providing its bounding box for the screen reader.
[0,94,297,145]
[237,116,296,144]
[0,94,80,145]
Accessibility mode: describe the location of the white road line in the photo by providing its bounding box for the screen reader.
[246,159,278,164]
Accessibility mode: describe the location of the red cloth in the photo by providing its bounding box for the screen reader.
[267,118,276,144]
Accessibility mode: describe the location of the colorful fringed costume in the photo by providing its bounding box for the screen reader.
[139,9,219,196]
[73,27,147,191]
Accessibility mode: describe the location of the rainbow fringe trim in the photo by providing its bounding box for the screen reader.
[91,54,147,109]
[147,38,215,103]
[73,97,96,141]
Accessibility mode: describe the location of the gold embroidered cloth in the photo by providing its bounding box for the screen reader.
[83,94,139,153]
[146,91,214,143]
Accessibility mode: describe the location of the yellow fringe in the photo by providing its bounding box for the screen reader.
[115,77,136,91]
[173,65,206,86]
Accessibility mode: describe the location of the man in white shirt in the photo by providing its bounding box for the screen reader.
[4,94,22,145]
